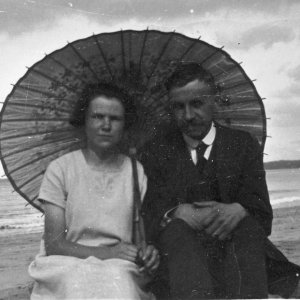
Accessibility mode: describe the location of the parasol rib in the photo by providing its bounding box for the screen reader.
[175,36,201,64]
[138,37,200,128]
[68,43,100,81]
[214,64,240,79]
[1,136,82,159]
[92,35,114,80]
[120,30,127,77]
[0,127,75,142]
[199,47,224,66]
[139,113,168,133]
[8,143,81,175]
[46,55,89,84]
[28,68,79,94]
[7,96,66,101]
[224,123,263,129]
[140,92,168,109]
[1,118,71,122]
[6,102,71,114]
[138,93,169,133]
[138,29,149,77]
[18,170,45,190]
[141,90,169,110]
[138,89,167,111]
[25,196,41,211]
[16,85,74,103]
[215,106,262,113]
[138,91,169,132]
[222,81,251,91]
[138,99,167,131]
[140,33,197,121]
[214,115,262,121]
[9,99,73,110]
[128,32,132,67]
[25,198,38,207]
[146,31,175,85]
[216,98,260,106]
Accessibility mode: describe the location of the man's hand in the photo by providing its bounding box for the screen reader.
[194,201,249,240]
[137,244,160,275]
[173,203,219,231]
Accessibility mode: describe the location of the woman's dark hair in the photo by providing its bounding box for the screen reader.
[165,62,219,94]
[70,83,138,130]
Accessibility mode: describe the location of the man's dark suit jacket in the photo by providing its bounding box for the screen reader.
[140,123,299,297]
[141,123,272,240]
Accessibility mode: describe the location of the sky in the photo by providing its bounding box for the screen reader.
[0,0,300,177]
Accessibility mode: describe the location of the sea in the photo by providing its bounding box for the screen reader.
[0,168,300,237]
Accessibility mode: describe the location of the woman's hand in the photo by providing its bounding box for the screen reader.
[137,244,160,275]
[109,242,139,263]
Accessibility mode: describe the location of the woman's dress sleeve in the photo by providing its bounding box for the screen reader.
[38,160,67,209]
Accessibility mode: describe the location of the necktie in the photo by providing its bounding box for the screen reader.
[196,142,208,170]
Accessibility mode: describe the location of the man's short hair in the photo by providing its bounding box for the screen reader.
[165,62,219,94]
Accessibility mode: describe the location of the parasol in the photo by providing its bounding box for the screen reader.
[0,29,267,213]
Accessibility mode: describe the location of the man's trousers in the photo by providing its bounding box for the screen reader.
[152,216,268,299]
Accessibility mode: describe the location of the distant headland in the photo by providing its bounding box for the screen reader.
[264,160,300,170]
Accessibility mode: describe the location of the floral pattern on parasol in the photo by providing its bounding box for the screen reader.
[0,29,267,211]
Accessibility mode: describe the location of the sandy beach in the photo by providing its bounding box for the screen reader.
[0,232,41,299]
[1,168,300,299]
[0,203,299,299]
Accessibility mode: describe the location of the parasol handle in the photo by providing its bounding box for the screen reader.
[130,148,147,254]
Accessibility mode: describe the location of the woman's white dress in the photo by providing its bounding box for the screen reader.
[28,150,153,299]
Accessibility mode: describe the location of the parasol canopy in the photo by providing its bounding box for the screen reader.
[0,29,267,212]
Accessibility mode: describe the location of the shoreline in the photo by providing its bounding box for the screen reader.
[1,205,299,299]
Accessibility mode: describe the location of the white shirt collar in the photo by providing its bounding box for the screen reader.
[183,122,216,149]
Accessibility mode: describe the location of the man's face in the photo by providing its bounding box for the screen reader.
[169,79,215,140]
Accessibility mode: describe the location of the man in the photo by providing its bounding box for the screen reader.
[140,63,300,299]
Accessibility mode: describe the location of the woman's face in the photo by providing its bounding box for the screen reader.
[85,95,125,153]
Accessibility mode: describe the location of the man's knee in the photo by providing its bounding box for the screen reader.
[158,218,199,254]
[159,218,194,242]
[232,216,266,257]
[234,216,265,241]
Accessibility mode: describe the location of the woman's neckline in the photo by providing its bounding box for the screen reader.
[80,148,125,172]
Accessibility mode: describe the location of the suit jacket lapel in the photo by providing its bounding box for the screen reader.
[166,127,235,204]
[171,131,219,203]
[167,131,209,204]
[214,126,235,203]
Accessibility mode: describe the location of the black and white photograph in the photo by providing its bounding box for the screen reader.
[0,1,299,299]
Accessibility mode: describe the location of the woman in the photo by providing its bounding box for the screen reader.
[28,83,159,299]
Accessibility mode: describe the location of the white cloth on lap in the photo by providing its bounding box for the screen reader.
[29,241,153,299]
[28,150,153,299]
